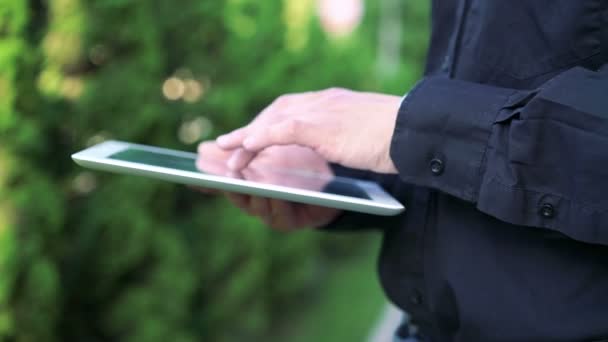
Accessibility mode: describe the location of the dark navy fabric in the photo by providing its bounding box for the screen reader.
[327,1,608,340]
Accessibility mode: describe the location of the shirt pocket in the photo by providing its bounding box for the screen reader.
[464,0,602,81]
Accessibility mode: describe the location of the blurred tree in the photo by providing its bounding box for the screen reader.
[0,0,428,341]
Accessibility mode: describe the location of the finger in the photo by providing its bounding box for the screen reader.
[216,127,249,150]
[225,170,244,180]
[267,199,297,231]
[189,186,220,195]
[197,141,232,159]
[296,204,340,228]
[196,157,229,175]
[196,141,232,174]
[242,119,319,153]
[249,197,271,217]
[227,148,257,171]
[216,92,321,150]
[225,192,251,210]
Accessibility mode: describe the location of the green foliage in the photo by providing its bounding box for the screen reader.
[0,0,428,341]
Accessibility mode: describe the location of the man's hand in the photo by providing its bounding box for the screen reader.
[196,142,341,231]
[215,88,402,174]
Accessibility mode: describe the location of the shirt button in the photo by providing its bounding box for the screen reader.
[539,203,556,218]
[409,290,423,305]
[430,158,444,175]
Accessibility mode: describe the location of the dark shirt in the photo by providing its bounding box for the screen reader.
[329,1,608,340]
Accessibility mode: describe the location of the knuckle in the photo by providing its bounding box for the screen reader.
[283,119,300,136]
[286,118,311,140]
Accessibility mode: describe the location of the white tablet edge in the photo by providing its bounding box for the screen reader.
[72,140,405,216]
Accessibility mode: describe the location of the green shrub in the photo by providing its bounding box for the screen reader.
[0,0,428,340]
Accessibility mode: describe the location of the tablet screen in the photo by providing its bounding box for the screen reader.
[109,148,371,200]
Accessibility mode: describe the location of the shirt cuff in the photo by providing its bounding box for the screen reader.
[389,76,516,202]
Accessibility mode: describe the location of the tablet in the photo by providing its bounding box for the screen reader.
[71,141,405,216]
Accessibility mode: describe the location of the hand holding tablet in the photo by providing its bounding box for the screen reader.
[196,143,342,230]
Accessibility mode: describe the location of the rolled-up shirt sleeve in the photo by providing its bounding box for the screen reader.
[390,65,608,245]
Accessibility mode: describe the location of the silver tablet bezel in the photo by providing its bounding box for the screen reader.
[71,140,405,216]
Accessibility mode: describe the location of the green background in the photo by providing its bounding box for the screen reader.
[0,0,428,340]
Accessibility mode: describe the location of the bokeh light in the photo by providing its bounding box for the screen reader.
[284,0,314,51]
[178,117,213,144]
[72,172,97,194]
[86,132,111,147]
[317,0,364,38]
[162,77,185,100]
[162,69,206,103]
[37,68,62,95]
[60,77,84,99]
[183,80,204,103]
